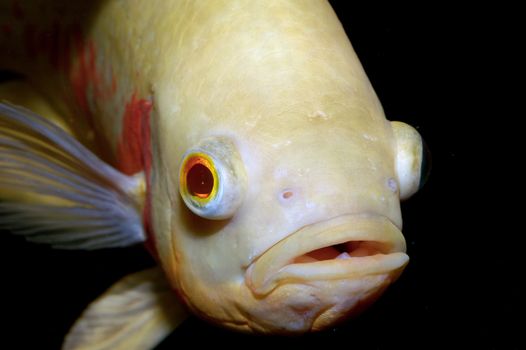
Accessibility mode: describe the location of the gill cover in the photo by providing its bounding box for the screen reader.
[179,137,246,220]
[391,121,429,199]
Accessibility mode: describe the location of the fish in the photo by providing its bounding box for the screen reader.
[0,0,428,348]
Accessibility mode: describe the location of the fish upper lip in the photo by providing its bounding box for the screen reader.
[245,213,409,296]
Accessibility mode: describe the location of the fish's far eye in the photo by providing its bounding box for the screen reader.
[391,121,430,200]
[179,138,246,220]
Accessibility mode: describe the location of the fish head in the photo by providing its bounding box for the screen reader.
[147,1,427,333]
[149,105,426,333]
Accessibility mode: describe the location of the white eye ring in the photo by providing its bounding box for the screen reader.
[179,137,246,220]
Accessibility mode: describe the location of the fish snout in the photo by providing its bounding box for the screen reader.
[245,213,408,296]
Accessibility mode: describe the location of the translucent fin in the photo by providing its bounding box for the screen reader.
[63,268,188,350]
[0,102,146,249]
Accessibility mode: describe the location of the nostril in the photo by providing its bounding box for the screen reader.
[278,188,301,205]
[282,190,294,199]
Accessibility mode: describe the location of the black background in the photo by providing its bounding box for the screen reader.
[1,2,517,348]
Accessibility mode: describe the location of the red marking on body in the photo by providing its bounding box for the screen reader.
[117,94,156,253]
[117,94,153,175]
[69,26,117,118]
[11,0,25,20]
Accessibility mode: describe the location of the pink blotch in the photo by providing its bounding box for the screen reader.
[117,93,155,252]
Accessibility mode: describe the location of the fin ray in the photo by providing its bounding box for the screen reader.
[63,268,188,350]
[0,102,146,250]
[1,147,112,196]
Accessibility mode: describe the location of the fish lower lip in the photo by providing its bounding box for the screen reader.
[246,213,409,296]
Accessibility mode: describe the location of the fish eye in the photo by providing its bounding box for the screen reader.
[181,154,217,203]
[391,121,429,200]
[179,138,246,220]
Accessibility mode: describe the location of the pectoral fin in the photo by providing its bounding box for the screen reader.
[0,102,146,249]
[63,267,188,350]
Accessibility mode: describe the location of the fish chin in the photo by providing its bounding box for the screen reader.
[238,273,395,333]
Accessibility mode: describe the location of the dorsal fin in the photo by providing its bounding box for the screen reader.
[0,102,146,249]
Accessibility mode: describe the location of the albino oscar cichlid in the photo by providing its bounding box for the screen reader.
[0,0,428,348]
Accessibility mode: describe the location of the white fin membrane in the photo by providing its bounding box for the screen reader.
[0,102,146,249]
[63,267,188,350]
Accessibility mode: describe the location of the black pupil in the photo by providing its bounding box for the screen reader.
[187,163,214,198]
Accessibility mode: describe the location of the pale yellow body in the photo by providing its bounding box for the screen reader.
[0,0,424,339]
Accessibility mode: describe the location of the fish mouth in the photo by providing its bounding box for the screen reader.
[246,213,409,296]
